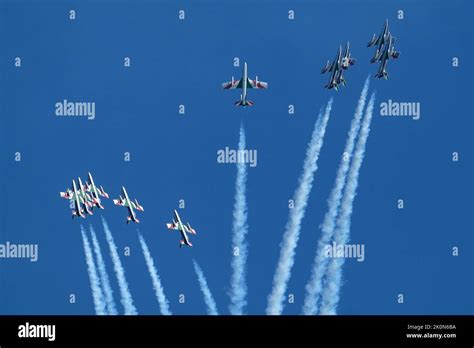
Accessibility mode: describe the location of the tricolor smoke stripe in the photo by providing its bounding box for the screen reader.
[193,259,218,315]
[101,217,137,315]
[266,98,334,315]
[89,225,118,315]
[80,225,106,315]
[229,125,250,315]
[138,232,171,315]
[302,77,370,315]
[319,92,376,315]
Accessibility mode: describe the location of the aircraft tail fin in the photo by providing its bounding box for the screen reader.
[375,70,389,79]
[325,82,338,91]
[235,100,254,107]
[235,93,254,107]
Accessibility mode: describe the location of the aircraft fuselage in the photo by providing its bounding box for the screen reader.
[242,62,248,103]
[123,187,138,222]
[174,210,192,246]
[72,180,84,218]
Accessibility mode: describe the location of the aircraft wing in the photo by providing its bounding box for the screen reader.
[222,78,242,89]
[166,222,179,230]
[321,59,337,74]
[247,79,268,89]
[60,190,89,202]
[113,197,129,207]
[368,34,384,47]
[60,191,75,200]
[376,52,386,62]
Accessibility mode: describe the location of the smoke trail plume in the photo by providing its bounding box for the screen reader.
[229,125,249,315]
[302,77,370,315]
[319,92,376,315]
[193,259,218,315]
[101,217,137,315]
[138,232,171,315]
[89,225,118,315]
[266,98,334,315]
[80,225,106,315]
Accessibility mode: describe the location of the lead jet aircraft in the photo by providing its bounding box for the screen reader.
[166,209,197,248]
[368,19,390,63]
[113,186,144,223]
[222,62,268,107]
[60,179,88,219]
[321,46,345,90]
[85,172,109,209]
[374,32,400,79]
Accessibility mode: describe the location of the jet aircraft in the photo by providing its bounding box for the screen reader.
[222,62,268,106]
[368,19,390,63]
[373,32,400,79]
[60,179,91,219]
[166,209,197,248]
[113,186,144,223]
[85,172,109,209]
[321,43,356,90]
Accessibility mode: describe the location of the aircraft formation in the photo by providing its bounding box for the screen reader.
[60,18,399,249]
[60,173,109,219]
[321,19,400,90]
[221,20,400,102]
[60,173,197,248]
[60,172,143,223]
[321,42,357,91]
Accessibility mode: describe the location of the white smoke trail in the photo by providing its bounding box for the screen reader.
[193,259,218,315]
[138,232,171,315]
[229,124,249,315]
[302,77,370,315]
[89,225,118,315]
[319,92,376,315]
[80,225,107,315]
[266,98,334,315]
[101,217,137,315]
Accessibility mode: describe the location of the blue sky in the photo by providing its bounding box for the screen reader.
[0,0,472,315]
